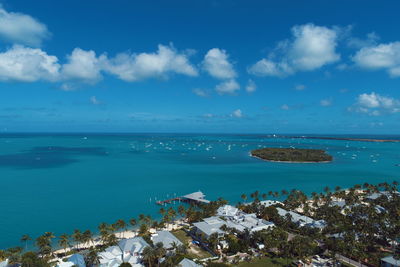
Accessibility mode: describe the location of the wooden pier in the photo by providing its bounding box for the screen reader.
[155,191,210,206]
[156,197,181,205]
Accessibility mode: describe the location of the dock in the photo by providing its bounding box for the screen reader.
[156,191,210,205]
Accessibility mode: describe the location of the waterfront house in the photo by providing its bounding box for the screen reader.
[193,216,226,239]
[57,254,86,267]
[178,258,204,267]
[151,230,183,250]
[276,207,326,229]
[98,236,149,267]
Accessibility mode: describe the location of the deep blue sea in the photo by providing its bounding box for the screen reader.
[0,133,399,249]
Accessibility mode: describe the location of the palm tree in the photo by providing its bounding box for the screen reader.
[82,230,93,247]
[21,234,31,250]
[142,246,156,267]
[241,194,247,203]
[114,219,127,238]
[85,247,101,266]
[129,218,137,229]
[72,229,83,250]
[58,234,69,255]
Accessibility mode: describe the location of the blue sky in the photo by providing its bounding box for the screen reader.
[0,0,399,134]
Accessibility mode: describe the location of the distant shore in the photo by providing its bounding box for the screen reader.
[285,136,399,143]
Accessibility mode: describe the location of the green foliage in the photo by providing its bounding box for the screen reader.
[119,263,132,267]
[251,147,333,162]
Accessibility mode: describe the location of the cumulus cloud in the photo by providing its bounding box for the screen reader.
[352,42,400,77]
[320,99,332,106]
[294,84,306,91]
[103,44,198,81]
[347,32,379,49]
[62,48,105,83]
[0,45,60,82]
[192,88,210,97]
[349,92,400,115]
[249,23,340,77]
[231,109,243,118]
[203,48,236,79]
[215,79,240,95]
[281,104,290,110]
[245,79,256,93]
[90,96,102,105]
[0,6,50,47]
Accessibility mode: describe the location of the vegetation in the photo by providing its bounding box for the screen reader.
[251,147,333,162]
[0,181,398,267]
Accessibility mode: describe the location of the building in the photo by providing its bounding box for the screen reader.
[181,191,210,204]
[0,260,8,267]
[259,200,284,207]
[98,237,149,267]
[151,230,183,249]
[193,205,275,239]
[381,256,400,267]
[57,254,86,267]
[276,207,326,229]
[178,258,203,267]
[193,216,226,239]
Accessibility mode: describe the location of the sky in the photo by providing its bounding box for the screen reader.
[0,0,399,134]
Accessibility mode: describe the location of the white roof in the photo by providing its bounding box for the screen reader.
[118,236,149,254]
[260,200,283,207]
[217,205,239,217]
[151,230,183,249]
[182,191,210,203]
[178,258,203,267]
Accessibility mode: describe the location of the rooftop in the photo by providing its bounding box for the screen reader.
[151,230,183,249]
[182,191,210,204]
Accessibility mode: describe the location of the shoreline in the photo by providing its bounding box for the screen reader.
[250,154,332,164]
[285,136,399,143]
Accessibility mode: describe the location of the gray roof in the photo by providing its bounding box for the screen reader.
[178,258,203,267]
[277,208,326,229]
[68,254,86,267]
[382,256,400,266]
[193,216,225,237]
[118,236,149,254]
[151,230,183,249]
[182,191,210,203]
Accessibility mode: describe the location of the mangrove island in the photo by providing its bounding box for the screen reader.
[251,147,333,163]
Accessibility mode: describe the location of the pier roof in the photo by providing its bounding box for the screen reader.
[182,191,210,203]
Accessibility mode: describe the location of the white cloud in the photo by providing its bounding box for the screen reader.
[245,79,256,93]
[203,48,236,79]
[249,23,340,77]
[0,45,60,82]
[352,42,400,77]
[281,104,290,110]
[295,84,306,91]
[231,109,243,118]
[215,79,240,95]
[192,88,209,97]
[62,48,105,83]
[90,96,101,105]
[347,32,379,49]
[349,92,400,115]
[320,99,332,106]
[0,6,50,47]
[104,44,198,81]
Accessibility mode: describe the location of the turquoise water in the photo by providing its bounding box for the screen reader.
[0,133,399,249]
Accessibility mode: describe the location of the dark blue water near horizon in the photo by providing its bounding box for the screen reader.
[0,133,399,249]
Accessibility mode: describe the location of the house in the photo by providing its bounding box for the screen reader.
[193,206,275,239]
[151,230,183,249]
[276,207,326,229]
[178,258,203,267]
[98,237,149,267]
[58,254,86,267]
[381,256,400,267]
[193,216,226,239]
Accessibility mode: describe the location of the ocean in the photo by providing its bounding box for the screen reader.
[0,133,399,249]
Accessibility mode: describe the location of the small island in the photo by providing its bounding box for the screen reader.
[251,147,333,163]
